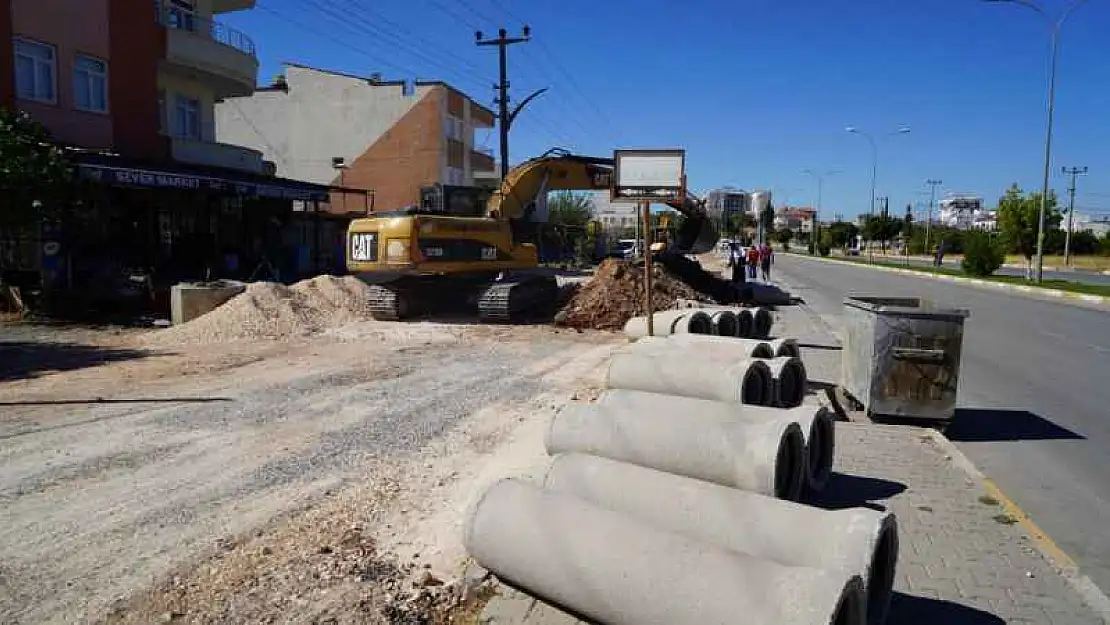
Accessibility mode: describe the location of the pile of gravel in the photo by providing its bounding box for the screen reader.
[144,276,376,346]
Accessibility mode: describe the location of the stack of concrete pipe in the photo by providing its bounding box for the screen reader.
[463,321,899,625]
[623,306,774,340]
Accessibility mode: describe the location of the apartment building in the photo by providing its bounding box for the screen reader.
[215,64,497,213]
[589,190,640,232]
[2,0,339,302]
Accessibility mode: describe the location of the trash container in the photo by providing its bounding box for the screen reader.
[840,296,970,424]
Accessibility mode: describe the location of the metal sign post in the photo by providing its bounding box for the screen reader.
[611,149,687,338]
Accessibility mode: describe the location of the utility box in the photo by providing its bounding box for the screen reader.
[840,296,970,424]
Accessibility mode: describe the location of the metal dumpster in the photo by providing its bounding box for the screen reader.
[840,296,970,424]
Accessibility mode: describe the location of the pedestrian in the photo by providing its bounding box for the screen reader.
[727,242,746,285]
[934,239,946,267]
[746,244,760,281]
[759,242,774,281]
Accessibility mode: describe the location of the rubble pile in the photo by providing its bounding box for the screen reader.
[144,275,376,346]
[556,259,712,331]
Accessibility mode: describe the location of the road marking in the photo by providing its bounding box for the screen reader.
[979,477,1077,569]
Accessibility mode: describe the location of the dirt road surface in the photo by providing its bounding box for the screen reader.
[0,319,621,624]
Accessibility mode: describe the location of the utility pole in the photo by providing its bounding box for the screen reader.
[477,26,535,181]
[925,179,942,255]
[1062,166,1088,266]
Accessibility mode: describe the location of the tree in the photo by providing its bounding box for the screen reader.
[825,221,859,249]
[996,183,1061,278]
[0,108,72,238]
[961,231,1004,277]
[774,228,792,251]
[547,191,593,226]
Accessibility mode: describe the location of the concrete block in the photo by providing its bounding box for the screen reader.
[465,479,866,625]
[543,453,898,625]
[545,400,805,500]
[170,281,245,325]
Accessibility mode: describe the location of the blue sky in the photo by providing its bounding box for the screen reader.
[224,0,1110,219]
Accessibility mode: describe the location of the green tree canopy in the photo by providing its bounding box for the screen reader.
[997,183,1061,267]
[0,108,72,233]
[547,191,594,227]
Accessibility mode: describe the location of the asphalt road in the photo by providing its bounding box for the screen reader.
[773,253,1110,592]
[863,254,1110,287]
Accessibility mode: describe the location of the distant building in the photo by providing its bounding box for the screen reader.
[937,194,986,230]
[1073,213,1110,237]
[215,63,496,212]
[775,207,817,233]
[590,190,639,231]
[705,188,750,219]
[749,190,772,217]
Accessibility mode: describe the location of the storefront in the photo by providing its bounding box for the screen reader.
[29,153,359,316]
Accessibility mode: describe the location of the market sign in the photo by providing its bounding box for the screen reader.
[76,163,329,202]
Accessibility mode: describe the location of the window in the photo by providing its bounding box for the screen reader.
[14,38,56,103]
[172,94,201,139]
[166,0,197,31]
[446,116,463,141]
[73,55,108,113]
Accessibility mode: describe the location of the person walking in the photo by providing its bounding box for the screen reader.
[727,242,746,285]
[759,242,774,281]
[746,243,760,281]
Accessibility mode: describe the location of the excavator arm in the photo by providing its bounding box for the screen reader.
[485,150,718,255]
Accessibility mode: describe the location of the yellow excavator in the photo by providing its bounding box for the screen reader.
[346,150,719,322]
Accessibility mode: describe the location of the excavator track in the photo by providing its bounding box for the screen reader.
[478,275,559,323]
[367,284,414,321]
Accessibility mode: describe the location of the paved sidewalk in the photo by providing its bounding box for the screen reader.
[477,301,1108,624]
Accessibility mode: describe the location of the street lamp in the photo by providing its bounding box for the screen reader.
[802,169,842,254]
[845,126,911,219]
[982,0,1092,283]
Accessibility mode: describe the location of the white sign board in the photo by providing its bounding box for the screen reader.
[612,149,686,203]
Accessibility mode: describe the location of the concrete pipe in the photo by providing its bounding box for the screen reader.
[767,337,802,359]
[593,389,834,496]
[765,356,808,408]
[736,308,755,337]
[465,478,867,625]
[544,454,898,625]
[546,401,805,499]
[753,307,774,338]
[665,333,776,358]
[607,349,773,406]
[793,405,836,492]
[623,310,713,339]
[708,310,739,337]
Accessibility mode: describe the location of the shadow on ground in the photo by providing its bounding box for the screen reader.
[808,472,907,511]
[887,592,1005,624]
[0,341,152,382]
[945,408,1085,442]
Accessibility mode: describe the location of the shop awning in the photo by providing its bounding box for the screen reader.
[72,153,332,202]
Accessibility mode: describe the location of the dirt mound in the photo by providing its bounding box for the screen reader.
[143,276,376,346]
[556,259,711,331]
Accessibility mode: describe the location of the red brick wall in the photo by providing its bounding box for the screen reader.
[0,0,12,108]
[331,86,444,212]
[107,0,168,159]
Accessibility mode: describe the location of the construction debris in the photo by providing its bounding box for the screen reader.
[143,275,376,346]
[556,259,711,331]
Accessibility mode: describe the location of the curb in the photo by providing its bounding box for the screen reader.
[923,429,1110,623]
[784,253,1110,308]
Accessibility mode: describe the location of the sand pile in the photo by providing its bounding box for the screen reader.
[556,259,710,331]
[144,275,376,346]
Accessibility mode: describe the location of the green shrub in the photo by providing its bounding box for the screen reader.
[818,243,831,257]
[961,231,1005,277]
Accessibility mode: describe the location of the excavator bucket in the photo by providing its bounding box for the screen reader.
[672,214,719,255]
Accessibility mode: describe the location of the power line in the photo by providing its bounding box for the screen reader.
[455,0,502,27]
[295,0,489,89]
[426,0,482,31]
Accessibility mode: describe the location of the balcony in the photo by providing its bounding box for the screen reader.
[470,148,496,173]
[171,136,264,174]
[157,4,259,99]
[211,0,256,13]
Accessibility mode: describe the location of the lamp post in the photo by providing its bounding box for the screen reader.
[845,126,911,218]
[983,0,1092,282]
[802,169,842,254]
